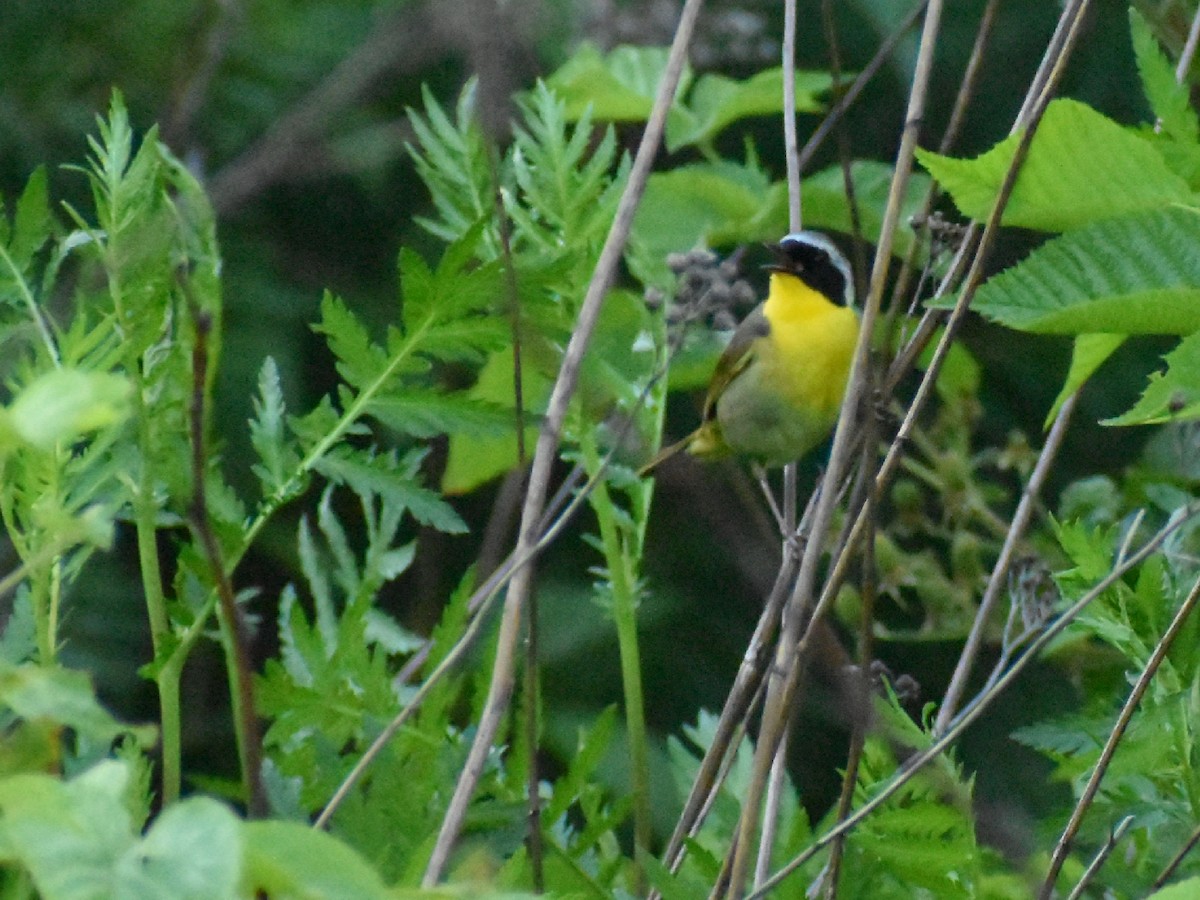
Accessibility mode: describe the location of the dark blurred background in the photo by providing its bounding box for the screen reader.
[0,0,1173,849]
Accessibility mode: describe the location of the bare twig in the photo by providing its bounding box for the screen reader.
[795,1,929,175]
[725,1,945,893]
[932,0,1096,733]
[1154,822,1200,889]
[1039,569,1200,897]
[757,0,804,880]
[1064,817,1135,900]
[1177,4,1200,83]
[421,0,706,883]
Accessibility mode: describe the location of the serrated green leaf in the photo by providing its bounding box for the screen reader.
[313,292,387,391]
[1046,333,1127,427]
[917,98,1195,231]
[249,357,299,495]
[0,590,36,666]
[666,68,831,151]
[276,586,317,688]
[969,207,1200,334]
[367,392,517,439]
[1130,9,1198,144]
[1105,329,1200,425]
[297,518,335,650]
[8,166,52,269]
[544,705,618,824]
[406,80,491,243]
[316,449,468,534]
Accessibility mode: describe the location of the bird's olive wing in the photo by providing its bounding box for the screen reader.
[701,304,770,421]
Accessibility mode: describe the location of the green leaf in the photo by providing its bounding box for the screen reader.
[1149,877,1200,899]
[1045,333,1127,427]
[0,662,155,748]
[115,798,242,900]
[969,207,1200,334]
[3,368,130,451]
[314,292,388,391]
[0,591,36,666]
[406,80,491,243]
[249,357,300,495]
[546,43,685,123]
[792,161,931,261]
[1105,330,1200,425]
[8,165,52,269]
[367,392,517,439]
[0,760,135,900]
[666,68,831,151]
[441,346,552,494]
[917,98,1195,231]
[1130,9,1198,144]
[242,820,391,899]
[316,448,468,534]
[633,159,770,262]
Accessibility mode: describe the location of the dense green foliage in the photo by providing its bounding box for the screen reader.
[3,2,1200,898]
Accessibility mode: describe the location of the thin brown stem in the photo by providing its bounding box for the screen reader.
[1154,822,1200,888]
[421,0,706,884]
[796,1,929,174]
[725,1,945,893]
[182,280,266,817]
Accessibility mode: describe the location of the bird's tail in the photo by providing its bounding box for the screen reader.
[637,433,693,478]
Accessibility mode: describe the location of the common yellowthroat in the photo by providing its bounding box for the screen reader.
[641,231,860,474]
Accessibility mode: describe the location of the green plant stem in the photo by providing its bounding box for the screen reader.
[132,447,181,804]
[580,432,651,882]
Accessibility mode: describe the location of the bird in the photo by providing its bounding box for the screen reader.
[640,231,860,475]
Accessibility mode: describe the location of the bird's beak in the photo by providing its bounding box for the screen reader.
[761,240,788,273]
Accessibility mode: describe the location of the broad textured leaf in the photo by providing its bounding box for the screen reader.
[969,207,1200,334]
[0,761,135,900]
[242,820,391,899]
[1105,330,1200,425]
[788,161,930,261]
[0,663,155,747]
[546,43,686,123]
[666,68,831,150]
[4,368,130,450]
[633,159,771,263]
[918,98,1195,231]
[115,798,242,900]
[441,345,553,494]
